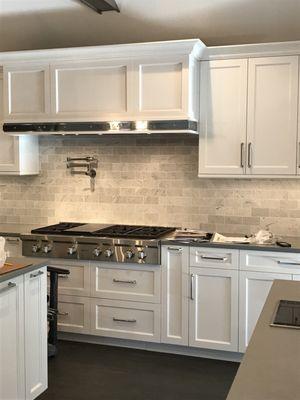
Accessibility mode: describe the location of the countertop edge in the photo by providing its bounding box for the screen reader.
[0,259,49,283]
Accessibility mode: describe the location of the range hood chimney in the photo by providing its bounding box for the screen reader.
[79,0,120,14]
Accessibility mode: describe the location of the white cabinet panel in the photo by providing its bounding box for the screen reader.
[161,245,189,346]
[199,59,248,175]
[239,271,291,352]
[0,275,25,400]
[90,298,160,342]
[24,267,48,400]
[293,275,300,280]
[57,295,90,334]
[247,56,298,175]
[190,247,239,270]
[51,60,131,119]
[240,250,300,274]
[189,267,238,351]
[4,63,50,120]
[90,262,160,303]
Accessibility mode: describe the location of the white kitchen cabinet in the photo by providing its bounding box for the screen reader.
[199,59,248,175]
[0,275,25,400]
[189,267,239,352]
[90,262,161,303]
[161,245,189,346]
[24,267,47,400]
[90,298,161,342]
[293,275,300,280]
[0,73,39,175]
[57,295,91,334]
[239,271,291,352]
[51,60,133,120]
[3,63,51,121]
[247,56,298,175]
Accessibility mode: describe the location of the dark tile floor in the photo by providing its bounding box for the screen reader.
[38,340,239,400]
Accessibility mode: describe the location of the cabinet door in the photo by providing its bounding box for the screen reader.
[0,276,25,400]
[247,56,298,175]
[51,60,132,120]
[239,271,292,352]
[57,295,90,334]
[199,59,248,175]
[24,267,48,400]
[189,267,238,351]
[133,57,190,118]
[4,63,51,120]
[161,246,189,346]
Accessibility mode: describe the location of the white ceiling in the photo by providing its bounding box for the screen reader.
[0,0,300,52]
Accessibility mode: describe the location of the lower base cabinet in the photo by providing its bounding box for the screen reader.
[57,295,91,334]
[239,271,292,352]
[90,298,161,342]
[189,267,239,352]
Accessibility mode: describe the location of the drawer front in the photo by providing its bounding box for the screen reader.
[90,263,160,303]
[190,247,239,270]
[240,250,300,274]
[47,260,90,296]
[57,295,90,334]
[90,299,160,342]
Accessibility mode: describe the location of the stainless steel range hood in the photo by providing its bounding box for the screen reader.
[3,120,198,135]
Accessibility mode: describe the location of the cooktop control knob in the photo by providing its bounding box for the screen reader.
[67,244,77,256]
[138,250,146,260]
[43,243,52,254]
[93,248,102,257]
[125,250,134,259]
[104,249,113,258]
[32,243,40,253]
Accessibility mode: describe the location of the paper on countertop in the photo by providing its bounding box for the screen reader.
[212,230,274,245]
[0,237,7,268]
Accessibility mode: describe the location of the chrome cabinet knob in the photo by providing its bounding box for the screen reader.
[138,250,146,260]
[67,245,77,255]
[125,250,134,259]
[104,249,113,258]
[32,243,40,253]
[43,244,52,254]
[93,248,102,257]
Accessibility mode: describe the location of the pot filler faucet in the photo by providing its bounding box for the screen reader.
[66,156,98,192]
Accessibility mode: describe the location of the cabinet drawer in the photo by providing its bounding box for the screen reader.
[240,251,300,274]
[57,295,90,334]
[90,263,160,303]
[90,299,160,342]
[47,260,90,296]
[190,247,239,270]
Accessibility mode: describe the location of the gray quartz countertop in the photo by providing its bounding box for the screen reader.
[162,236,300,253]
[0,257,48,283]
[227,279,300,400]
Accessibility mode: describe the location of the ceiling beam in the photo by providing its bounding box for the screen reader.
[79,0,120,14]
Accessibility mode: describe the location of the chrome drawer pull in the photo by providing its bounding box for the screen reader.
[0,282,16,294]
[240,142,245,168]
[30,270,44,279]
[5,238,20,243]
[113,279,137,285]
[58,275,69,279]
[248,142,252,168]
[113,317,137,323]
[168,247,183,252]
[200,255,228,261]
[277,261,300,266]
[57,311,69,316]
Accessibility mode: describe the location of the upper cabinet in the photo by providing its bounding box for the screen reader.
[199,55,299,177]
[0,72,39,175]
[1,40,204,125]
[4,63,51,121]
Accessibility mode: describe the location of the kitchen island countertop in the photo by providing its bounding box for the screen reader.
[0,257,48,283]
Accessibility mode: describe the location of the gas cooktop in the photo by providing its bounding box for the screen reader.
[31,222,176,240]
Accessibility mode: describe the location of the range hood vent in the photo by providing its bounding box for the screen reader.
[79,0,120,14]
[3,120,198,135]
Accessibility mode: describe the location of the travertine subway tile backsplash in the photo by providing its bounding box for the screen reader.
[1,135,300,236]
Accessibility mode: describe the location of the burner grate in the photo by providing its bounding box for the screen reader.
[93,225,175,239]
[31,222,85,235]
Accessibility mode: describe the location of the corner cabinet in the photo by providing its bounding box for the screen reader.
[0,72,39,175]
[199,55,299,177]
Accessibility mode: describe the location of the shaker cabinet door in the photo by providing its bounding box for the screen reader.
[199,59,248,175]
[247,56,298,175]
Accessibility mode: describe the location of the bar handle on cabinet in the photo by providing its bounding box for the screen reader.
[30,270,44,279]
[191,273,195,300]
[0,281,16,294]
[247,142,252,168]
[57,311,69,316]
[113,279,137,285]
[277,260,300,266]
[168,247,182,252]
[200,255,228,261]
[113,318,137,323]
[240,142,245,168]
